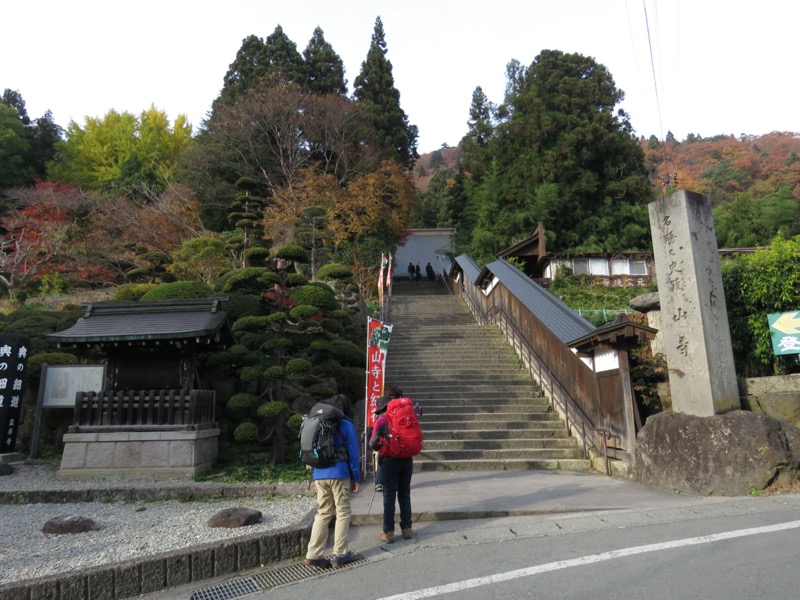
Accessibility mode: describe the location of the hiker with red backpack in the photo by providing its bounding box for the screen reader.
[369,386,423,543]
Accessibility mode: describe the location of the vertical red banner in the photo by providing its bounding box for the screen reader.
[365,317,392,428]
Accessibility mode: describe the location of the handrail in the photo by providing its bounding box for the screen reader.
[460,289,612,475]
[436,256,453,295]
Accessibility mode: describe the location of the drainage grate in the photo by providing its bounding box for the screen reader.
[189,578,259,600]
[252,551,369,589]
[190,552,368,599]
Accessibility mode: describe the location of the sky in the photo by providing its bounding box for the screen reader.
[3,0,798,154]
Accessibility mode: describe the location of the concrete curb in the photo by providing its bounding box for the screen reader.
[0,511,315,600]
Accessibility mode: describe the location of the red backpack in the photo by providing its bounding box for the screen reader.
[379,397,423,459]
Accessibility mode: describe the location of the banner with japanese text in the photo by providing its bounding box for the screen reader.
[365,317,392,429]
[0,334,30,453]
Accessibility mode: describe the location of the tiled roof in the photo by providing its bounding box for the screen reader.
[483,259,595,343]
[454,254,482,284]
[46,299,235,346]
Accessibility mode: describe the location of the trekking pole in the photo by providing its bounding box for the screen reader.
[367,451,379,515]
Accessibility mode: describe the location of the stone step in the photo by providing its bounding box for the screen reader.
[424,438,577,450]
[419,448,586,461]
[421,404,551,414]
[422,412,561,423]
[424,428,569,440]
[413,458,593,472]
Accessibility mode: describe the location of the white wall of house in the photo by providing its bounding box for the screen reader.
[393,229,455,279]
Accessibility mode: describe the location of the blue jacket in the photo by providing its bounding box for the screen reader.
[312,417,361,483]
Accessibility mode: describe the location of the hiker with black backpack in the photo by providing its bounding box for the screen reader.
[369,386,423,544]
[301,394,361,569]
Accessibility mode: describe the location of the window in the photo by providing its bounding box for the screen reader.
[573,258,609,276]
[611,258,648,276]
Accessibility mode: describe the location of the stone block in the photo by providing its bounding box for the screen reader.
[29,581,57,600]
[190,548,215,581]
[113,564,140,599]
[60,442,87,470]
[140,442,170,468]
[114,442,142,468]
[57,574,87,600]
[169,441,194,468]
[259,533,282,564]
[86,568,114,600]
[165,553,191,588]
[85,443,115,469]
[237,538,260,570]
[214,543,237,576]
[139,558,166,594]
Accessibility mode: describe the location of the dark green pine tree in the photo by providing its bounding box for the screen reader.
[480,50,653,253]
[219,26,306,102]
[353,16,418,167]
[228,176,267,268]
[460,86,495,181]
[303,26,347,95]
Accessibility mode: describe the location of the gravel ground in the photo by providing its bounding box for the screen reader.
[0,461,316,585]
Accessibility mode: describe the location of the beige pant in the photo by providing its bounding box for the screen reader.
[306,478,352,559]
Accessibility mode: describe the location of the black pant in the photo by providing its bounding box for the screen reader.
[381,456,413,533]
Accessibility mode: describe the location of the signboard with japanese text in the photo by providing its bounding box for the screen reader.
[365,317,392,429]
[768,311,800,355]
[0,334,30,453]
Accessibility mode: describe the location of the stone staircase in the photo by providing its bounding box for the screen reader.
[385,280,591,472]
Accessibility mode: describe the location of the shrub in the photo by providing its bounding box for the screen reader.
[290,285,339,312]
[312,358,343,378]
[227,393,257,410]
[113,283,157,301]
[332,340,365,367]
[287,413,304,433]
[140,281,214,301]
[286,358,313,377]
[284,273,309,287]
[306,383,336,398]
[265,366,285,379]
[337,366,365,400]
[275,244,309,264]
[25,352,79,385]
[232,315,272,333]
[220,268,280,294]
[221,294,264,321]
[320,317,344,334]
[316,263,353,281]
[256,401,288,418]
[233,422,258,442]
[310,339,335,354]
[290,305,322,320]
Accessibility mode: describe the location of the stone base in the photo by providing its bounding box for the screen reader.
[58,428,219,479]
[0,453,22,464]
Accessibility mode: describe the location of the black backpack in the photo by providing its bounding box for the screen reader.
[299,403,349,468]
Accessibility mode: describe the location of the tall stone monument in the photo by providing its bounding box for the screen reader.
[648,190,740,416]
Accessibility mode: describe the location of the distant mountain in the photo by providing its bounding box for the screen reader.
[413,145,462,191]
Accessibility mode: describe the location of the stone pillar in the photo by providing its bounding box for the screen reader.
[648,190,739,416]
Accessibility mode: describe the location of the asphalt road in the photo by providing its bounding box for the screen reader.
[139,492,800,600]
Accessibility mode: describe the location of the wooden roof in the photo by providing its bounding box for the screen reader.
[567,314,657,352]
[46,298,235,348]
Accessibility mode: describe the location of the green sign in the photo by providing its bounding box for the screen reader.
[767,311,800,355]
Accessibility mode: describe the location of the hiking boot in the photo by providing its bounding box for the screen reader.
[375,483,383,492]
[331,550,355,569]
[303,557,331,569]
[379,531,395,544]
[401,528,415,539]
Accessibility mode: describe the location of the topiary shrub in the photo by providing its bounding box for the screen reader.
[337,366,366,401]
[284,273,309,287]
[316,263,353,281]
[232,315,272,333]
[220,268,280,294]
[320,317,344,334]
[140,281,214,301]
[113,283,157,301]
[312,358,343,378]
[286,358,313,377]
[287,413,303,433]
[237,332,271,351]
[233,422,258,442]
[256,401,288,418]
[290,285,339,312]
[275,244,309,264]
[262,337,292,352]
[221,294,264,322]
[310,339,335,354]
[245,247,271,267]
[265,365,285,379]
[332,339,365,367]
[227,393,257,410]
[306,382,336,398]
[290,304,322,321]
